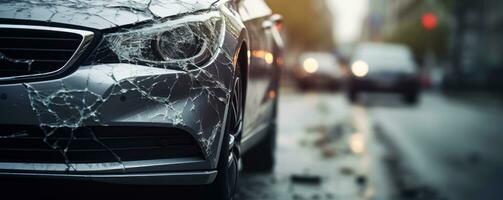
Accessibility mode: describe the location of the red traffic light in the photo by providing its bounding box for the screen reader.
[422,12,438,31]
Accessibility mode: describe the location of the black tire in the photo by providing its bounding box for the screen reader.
[208,132,238,200]
[242,102,277,172]
[403,92,419,105]
[349,90,358,103]
[298,81,310,91]
[327,82,339,92]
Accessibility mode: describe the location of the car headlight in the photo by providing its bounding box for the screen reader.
[302,58,319,74]
[351,60,369,77]
[90,11,224,70]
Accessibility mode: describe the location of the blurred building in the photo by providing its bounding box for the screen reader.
[364,0,450,62]
[447,0,503,92]
[362,0,388,41]
[362,0,422,41]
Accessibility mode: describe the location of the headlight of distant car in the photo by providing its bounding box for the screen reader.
[88,11,224,70]
[303,58,319,73]
[351,60,369,77]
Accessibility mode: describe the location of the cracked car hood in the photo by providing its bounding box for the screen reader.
[0,0,217,30]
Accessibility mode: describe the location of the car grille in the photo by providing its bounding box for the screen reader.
[0,25,91,79]
[0,125,203,163]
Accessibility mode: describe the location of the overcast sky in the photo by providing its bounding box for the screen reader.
[327,0,368,44]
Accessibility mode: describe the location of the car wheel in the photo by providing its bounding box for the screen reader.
[349,90,358,103]
[328,82,339,92]
[242,98,277,172]
[403,92,419,105]
[207,63,243,200]
[208,133,238,200]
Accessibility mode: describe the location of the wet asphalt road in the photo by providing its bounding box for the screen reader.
[238,89,503,200]
[238,90,375,200]
[364,92,503,200]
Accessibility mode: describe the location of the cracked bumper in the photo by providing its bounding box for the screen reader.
[0,53,234,183]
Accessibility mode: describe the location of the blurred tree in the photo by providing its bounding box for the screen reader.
[384,1,451,66]
[265,0,335,52]
[386,15,449,65]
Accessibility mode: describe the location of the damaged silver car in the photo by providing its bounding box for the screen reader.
[0,0,283,199]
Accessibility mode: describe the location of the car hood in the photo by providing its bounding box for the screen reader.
[0,0,218,30]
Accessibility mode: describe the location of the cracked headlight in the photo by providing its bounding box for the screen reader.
[91,11,224,69]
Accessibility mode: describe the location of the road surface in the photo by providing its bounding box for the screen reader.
[239,90,379,200]
[239,89,503,200]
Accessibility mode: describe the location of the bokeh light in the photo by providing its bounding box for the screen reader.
[303,58,319,73]
[351,60,369,77]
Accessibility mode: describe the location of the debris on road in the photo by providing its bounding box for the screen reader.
[321,145,337,158]
[355,175,367,186]
[239,93,368,200]
[314,132,330,147]
[290,174,322,185]
[339,166,354,176]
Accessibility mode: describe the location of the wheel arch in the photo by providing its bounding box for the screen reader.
[230,31,249,158]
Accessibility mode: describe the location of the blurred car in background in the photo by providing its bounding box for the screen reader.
[348,43,420,104]
[294,52,343,91]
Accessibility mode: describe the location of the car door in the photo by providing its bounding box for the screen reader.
[238,0,276,141]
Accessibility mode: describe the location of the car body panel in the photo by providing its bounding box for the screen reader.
[238,0,278,148]
[0,0,281,185]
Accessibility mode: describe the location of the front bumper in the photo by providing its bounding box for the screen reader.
[0,170,217,185]
[0,50,234,185]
